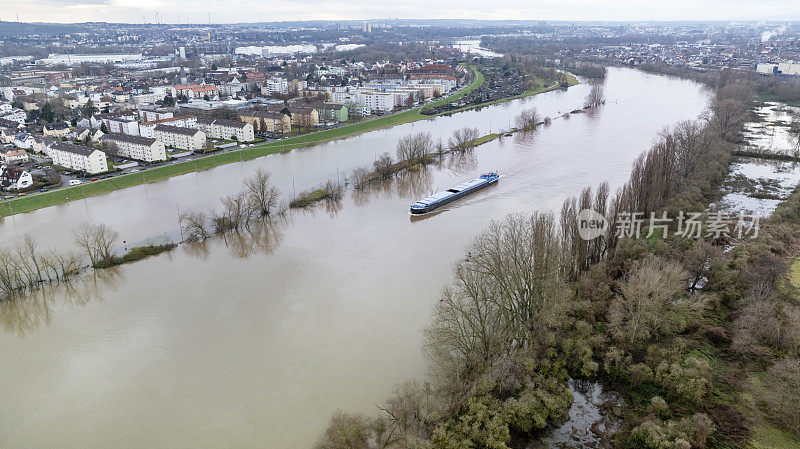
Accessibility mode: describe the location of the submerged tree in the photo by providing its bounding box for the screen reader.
[243,168,280,217]
[584,84,605,109]
[396,131,434,163]
[448,127,480,151]
[514,107,541,130]
[73,223,119,267]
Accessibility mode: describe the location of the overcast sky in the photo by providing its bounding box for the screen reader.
[6,0,800,24]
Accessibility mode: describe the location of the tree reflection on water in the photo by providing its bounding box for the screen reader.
[0,269,119,337]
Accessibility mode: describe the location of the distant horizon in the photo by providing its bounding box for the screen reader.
[4,19,800,25]
[3,0,800,25]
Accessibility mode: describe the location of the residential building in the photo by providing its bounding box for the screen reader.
[153,124,206,151]
[32,136,58,155]
[359,91,394,112]
[43,123,70,138]
[174,83,219,100]
[101,133,167,162]
[409,75,457,92]
[2,149,29,164]
[262,78,289,96]
[139,115,197,138]
[92,112,139,135]
[62,95,88,109]
[47,142,107,174]
[15,96,39,111]
[285,106,319,127]
[238,110,291,134]
[351,105,372,117]
[2,110,27,125]
[219,78,248,96]
[321,103,349,123]
[14,132,36,149]
[138,108,174,122]
[196,118,254,142]
[0,165,33,190]
[150,85,176,98]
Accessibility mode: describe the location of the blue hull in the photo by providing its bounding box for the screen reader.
[410,172,499,215]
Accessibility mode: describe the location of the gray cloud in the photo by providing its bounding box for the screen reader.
[12,0,800,23]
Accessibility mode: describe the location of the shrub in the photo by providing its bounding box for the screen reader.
[314,411,372,449]
[629,413,714,449]
[502,376,572,434]
[762,358,800,432]
[431,396,510,449]
[649,396,669,418]
[653,357,711,406]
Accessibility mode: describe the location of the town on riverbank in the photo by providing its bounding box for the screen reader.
[0,37,577,217]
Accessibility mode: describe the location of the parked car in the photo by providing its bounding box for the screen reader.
[90,178,99,181]
[68,180,82,186]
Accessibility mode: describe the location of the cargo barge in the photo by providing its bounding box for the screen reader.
[409,172,499,215]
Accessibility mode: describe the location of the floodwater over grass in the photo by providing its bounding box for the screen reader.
[716,102,800,217]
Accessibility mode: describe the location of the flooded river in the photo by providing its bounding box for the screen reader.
[0,68,710,449]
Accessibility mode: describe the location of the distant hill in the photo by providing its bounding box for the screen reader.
[0,21,87,37]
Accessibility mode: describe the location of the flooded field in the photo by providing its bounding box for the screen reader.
[717,101,800,216]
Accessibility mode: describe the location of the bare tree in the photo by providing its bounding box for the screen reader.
[314,411,372,449]
[179,210,210,242]
[373,153,395,180]
[323,180,343,201]
[514,107,541,130]
[374,381,440,447]
[584,84,606,108]
[448,127,480,152]
[424,213,569,406]
[763,358,800,432]
[350,166,370,190]
[100,141,121,157]
[212,192,251,232]
[50,249,82,280]
[73,222,119,266]
[607,256,705,350]
[396,131,434,163]
[243,168,280,217]
[705,81,755,141]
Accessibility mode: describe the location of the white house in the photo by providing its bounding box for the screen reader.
[48,142,107,174]
[2,110,27,125]
[153,124,206,152]
[14,132,36,150]
[219,78,248,96]
[101,133,167,162]
[0,165,33,190]
[150,85,176,98]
